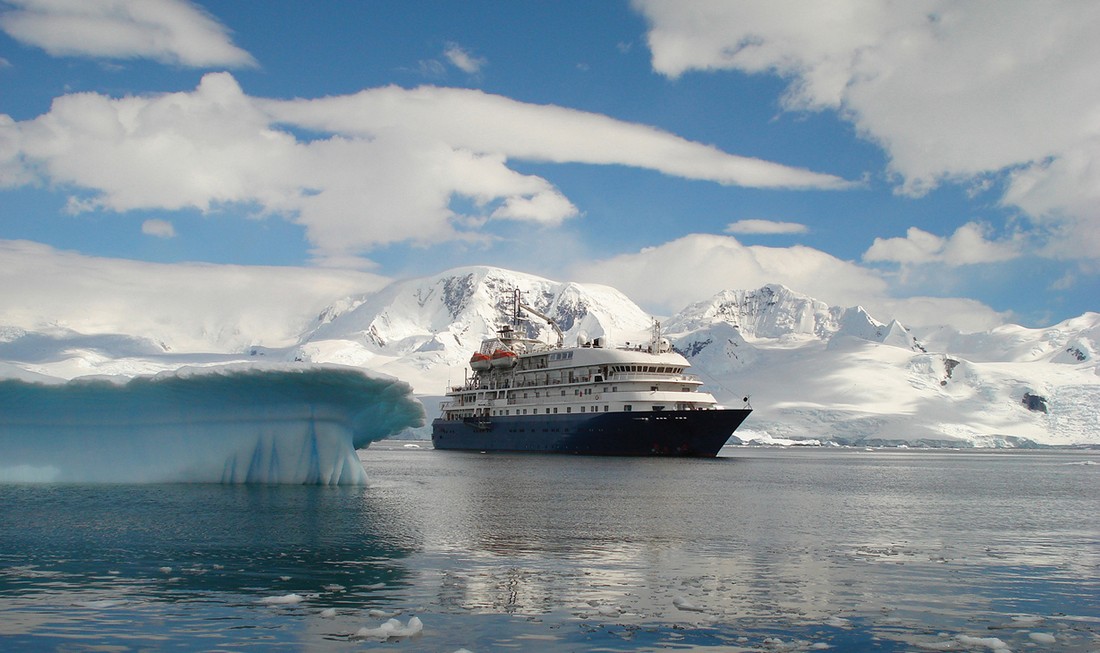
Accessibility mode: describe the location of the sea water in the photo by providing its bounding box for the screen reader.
[1,446,1097,652]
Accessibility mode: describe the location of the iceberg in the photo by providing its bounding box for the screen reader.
[0,363,425,484]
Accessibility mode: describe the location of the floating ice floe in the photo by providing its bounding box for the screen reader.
[954,634,1010,651]
[353,615,423,641]
[762,637,824,651]
[259,593,304,605]
[672,596,706,612]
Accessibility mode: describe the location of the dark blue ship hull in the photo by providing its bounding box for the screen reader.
[431,408,751,457]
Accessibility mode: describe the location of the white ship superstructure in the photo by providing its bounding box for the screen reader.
[440,322,722,422]
[432,290,751,456]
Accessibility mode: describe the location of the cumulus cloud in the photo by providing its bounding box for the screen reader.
[1,72,849,266]
[633,0,1100,261]
[863,222,1020,266]
[0,0,256,67]
[572,233,1005,331]
[0,239,386,351]
[725,219,808,235]
[141,218,176,238]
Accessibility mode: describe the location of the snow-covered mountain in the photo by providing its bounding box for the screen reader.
[2,266,1097,447]
[665,286,1098,447]
[293,266,654,391]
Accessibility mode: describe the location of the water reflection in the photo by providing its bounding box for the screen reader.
[361,445,1100,651]
[0,446,1096,652]
[0,484,419,648]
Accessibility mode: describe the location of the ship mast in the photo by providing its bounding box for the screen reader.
[511,288,564,347]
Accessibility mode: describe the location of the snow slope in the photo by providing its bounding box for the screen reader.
[668,288,1099,446]
[1,266,1097,447]
[294,266,654,392]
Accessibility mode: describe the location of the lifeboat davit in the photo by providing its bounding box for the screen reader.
[490,349,518,369]
[469,352,492,371]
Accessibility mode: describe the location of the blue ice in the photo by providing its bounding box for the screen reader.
[0,363,425,484]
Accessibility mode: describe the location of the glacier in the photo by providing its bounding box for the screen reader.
[0,363,425,484]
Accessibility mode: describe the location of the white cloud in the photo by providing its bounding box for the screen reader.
[415,58,447,78]
[572,233,888,314]
[262,84,851,190]
[863,222,1020,266]
[725,219,808,235]
[1,72,849,266]
[874,295,1007,333]
[141,218,176,238]
[0,239,386,351]
[0,0,256,67]
[572,233,1006,331]
[633,0,1100,261]
[443,42,486,74]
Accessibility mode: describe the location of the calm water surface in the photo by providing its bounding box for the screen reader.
[1,446,1097,652]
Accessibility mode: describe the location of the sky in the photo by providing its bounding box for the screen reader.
[2,0,1099,334]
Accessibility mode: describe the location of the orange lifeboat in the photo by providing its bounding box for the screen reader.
[490,349,518,369]
[469,352,492,371]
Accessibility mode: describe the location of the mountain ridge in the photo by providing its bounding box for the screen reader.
[2,265,1097,447]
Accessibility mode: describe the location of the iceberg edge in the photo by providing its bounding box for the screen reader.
[0,363,426,484]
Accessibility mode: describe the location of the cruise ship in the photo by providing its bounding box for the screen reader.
[431,293,751,456]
